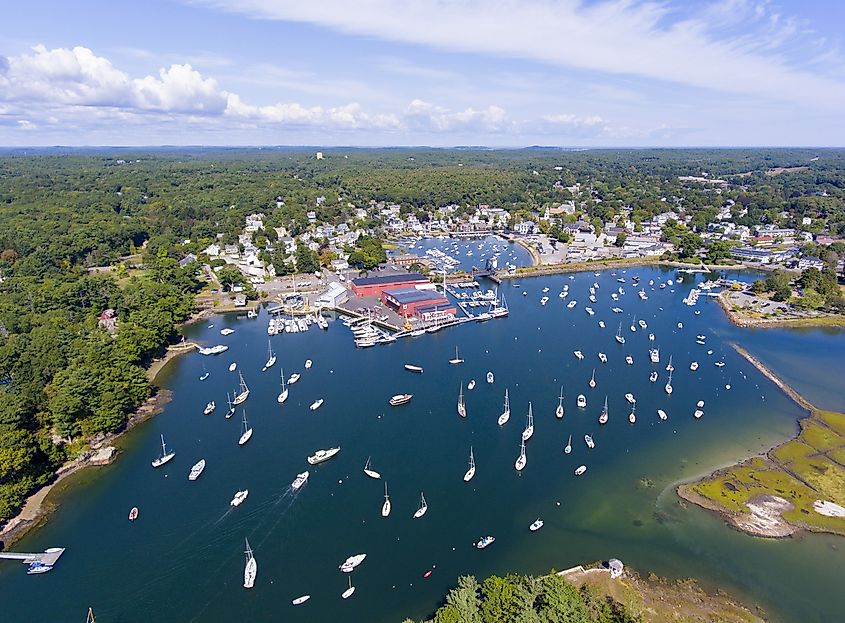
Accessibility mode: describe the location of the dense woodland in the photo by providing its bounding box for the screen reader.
[402,573,638,623]
[1,147,844,523]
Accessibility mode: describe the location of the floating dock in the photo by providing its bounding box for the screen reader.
[0,547,66,567]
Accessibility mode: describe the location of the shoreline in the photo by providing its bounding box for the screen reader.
[717,290,845,329]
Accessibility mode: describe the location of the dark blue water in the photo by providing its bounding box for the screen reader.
[3,266,844,623]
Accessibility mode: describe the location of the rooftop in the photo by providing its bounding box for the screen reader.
[351,272,427,287]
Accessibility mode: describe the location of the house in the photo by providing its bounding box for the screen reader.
[179,253,197,268]
[315,282,349,307]
[98,309,118,333]
[203,243,220,257]
[233,294,247,307]
[514,221,536,235]
[307,211,317,223]
[798,256,825,271]
[315,152,324,160]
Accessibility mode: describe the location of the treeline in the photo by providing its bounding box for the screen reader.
[402,573,639,623]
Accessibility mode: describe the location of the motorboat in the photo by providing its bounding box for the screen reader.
[339,553,367,573]
[585,307,595,315]
[26,562,53,575]
[305,359,313,369]
[625,393,635,404]
[638,319,647,329]
[697,400,705,408]
[199,370,209,381]
[598,320,606,328]
[220,328,235,336]
[288,373,301,385]
[291,471,309,490]
[363,456,381,479]
[574,465,587,476]
[229,362,237,372]
[658,409,668,421]
[308,447,341,465]
[567,300,577,309]
[715,361,726,368]
[203,401,215,415]
[188,459,206,481]
[677,322,683,329]
[486,371,494,384]
[625,355,634,365]
[389,393,413,406]
[128,506,139,521]
[690,361,699,371]
[464,447,477,481]
[381,481,392,517]
[574,350,584,360]
[292,596,311,605]
[151,434,175,468]
[521,403,534,441]
[475,536,496,549]
[598,352,607,363]
[648,333,655,342]
[468,379,477,390]
[498,389,510,425]
[243,538,257,589]
[529,519,544,532]
[230,489,249,506]
[404,364,424,373]
[585,434,595,449]
[649,348,660,364]
[649,371,658,383]
[238,412,253,445]
[694,409,704,419]
[577,394,587,408]
[309,398,324,411]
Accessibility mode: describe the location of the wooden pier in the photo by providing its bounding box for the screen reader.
[0,547,66,567]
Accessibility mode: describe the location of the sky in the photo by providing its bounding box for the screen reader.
[1,0,844,147]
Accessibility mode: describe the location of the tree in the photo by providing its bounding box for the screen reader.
[295,245,320,274]
[750,279,767,294]
[614,232,627,248]
[217,265,244,291]
[678,232,703,259]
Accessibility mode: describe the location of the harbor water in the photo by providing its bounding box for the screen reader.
[2,265,844,622]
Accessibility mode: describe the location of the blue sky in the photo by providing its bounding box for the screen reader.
[1,0,844,146]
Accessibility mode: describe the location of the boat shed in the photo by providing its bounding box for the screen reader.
[315,282,349,307]
[351,272,429,297]
[380,287,455,318]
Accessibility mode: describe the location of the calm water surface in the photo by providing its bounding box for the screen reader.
[3,265,844,623]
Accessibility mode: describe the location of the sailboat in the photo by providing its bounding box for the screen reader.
[598,396,609,425]
[589,369,596,388]
[363,456,381,479]
[277,368,288,403]
[449,346,464,364]
[86,608,96,623]
[564,434,572,454]
[243,538,257,589]
[238,411,253,445]
[341,575,356,599]
[615,322,626,344]
[555,387,565,419]
[457,383,467,418]
[225,392,235,418]
[521,402,534,441]
[232,371,250,405]
[413,492,428,518]
[199,362,209,381]
[498,389,510,425]
[664,369,674,395]
[151,434,175,468]
[515,437,527,471]
[628,402,637,424]
[381,481,392,517]
[463,447,476,482]
[666,355,674,372]
[263,340,276,370]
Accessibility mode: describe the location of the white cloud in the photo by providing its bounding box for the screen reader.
[193,0,845,109]
[404,99,508,132]
[133,64,227,113]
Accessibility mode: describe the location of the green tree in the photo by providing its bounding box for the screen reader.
[295,245,320,274]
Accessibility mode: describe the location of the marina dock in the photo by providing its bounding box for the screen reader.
[0,547,66,566]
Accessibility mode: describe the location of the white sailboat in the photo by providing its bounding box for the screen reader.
[628,402,637,424]
[498,389,510,426]
[515,437,527,471]
[463,446,476,482]
[589,369,596,388]
[598,396,609,425]
[381,481,392,517]
[263,340,276,370]
[449,346,464,364]
[243,538,257,589]
[664,369,674,395]
[363,456,381,479]
[521,402,534,441]
[413,492,428,518]
[151,434,175,468]
[233,371,250,405]
[666,354,674,372]
[238,411,253,445]
[277,368,288,403]
[564,434,572,454]
[457,383,467,418]
[615,322,626,344]
[555,387,565,418]
[341,575,356,599]
[225,392,235,419]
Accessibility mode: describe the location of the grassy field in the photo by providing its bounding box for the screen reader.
[688,410,845,535]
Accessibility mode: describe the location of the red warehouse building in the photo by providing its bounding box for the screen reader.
[380,287,456,318]
[350,272,429,297]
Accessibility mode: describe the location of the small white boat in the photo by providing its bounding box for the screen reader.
[291,471,309,490]
[339,553,367,573]
[567,300,577,309]
[564,434,572,454]
[309,398,324,411]
[238,412,253,445]
[585,434,595,449]
[243,538,257,589]
[658,409,668,421]
[305,359,312,369]
[677,322,683,329]
[199,370,209,381]
[715,361,725,368]
[414,492,428,518]
[464,447,477,481]
[389,394,413,406]
[574,465,587,476]
[229,362,237,372]
[638,319,647,329]
[521,403,534,441]
[697,400,705,408]
[690,361,699,371]
[574,350,584,360]
[498,389,510,426]
[475,535,496,549]
[308,447,341,465]
[598,352,607,363]
[529,519,544,532]
[151,434,175,468]
[188,459,206,481]
[404,364,424,373]
[589,369,596,388]
[648,333,655,342]
[486,371,494,384]
[381,481,392,517]
[650,348,660,364]
[694,409,704,419]
[555,387,565,419]
[598,320,606,328]
[650,371,658,383]
[577,394,586,408]
[288,373,301,385]
[628,404,636,424]
[292,595,311,605]
[221,328,235,336]
[598,396,609,425]
[341,575,356,599]
[230,489,249,506]
[363,456,381,479]
[665,370,674,395]
[625,355,634,365]
[203,401,215,415]
[625,393,635,404]
[467,379,476,390]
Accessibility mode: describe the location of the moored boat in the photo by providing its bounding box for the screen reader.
[404,364,424,373]
[529,519,544,531]
[363,456,381,479]
[389,393,413,406]
[381,481,392,517]
[238,411,253,445]
[243,538,257,589]
[498,389,510,425]
[475,535,495,549]
[188,459,206,481]
[413,492,428,518]
[151,434,175,468]
[464,446,476,481]
[309,398,324,411]
[308,447,341,465]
